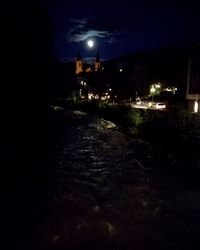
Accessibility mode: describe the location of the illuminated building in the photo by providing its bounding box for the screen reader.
[75,51,101,75]
[75,50,107,100]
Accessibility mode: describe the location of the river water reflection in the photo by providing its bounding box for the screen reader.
[34,110,200,250]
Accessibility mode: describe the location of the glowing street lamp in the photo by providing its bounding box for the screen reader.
[155,83,161,88]
[150,85,156,101]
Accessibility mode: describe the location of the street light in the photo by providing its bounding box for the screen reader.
[150,85,156,101]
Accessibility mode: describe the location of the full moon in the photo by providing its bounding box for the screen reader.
[87,40,94,48]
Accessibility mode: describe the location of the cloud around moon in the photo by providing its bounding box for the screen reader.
[67,18,131,43]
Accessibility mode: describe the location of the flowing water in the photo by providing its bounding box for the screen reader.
[33,110,200,250]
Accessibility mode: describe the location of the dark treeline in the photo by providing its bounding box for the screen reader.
[1,1,57,249]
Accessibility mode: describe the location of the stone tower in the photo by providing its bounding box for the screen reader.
[94,51,101,71]
[75,50,83,75]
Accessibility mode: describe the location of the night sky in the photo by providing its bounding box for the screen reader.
[47,0,200,62]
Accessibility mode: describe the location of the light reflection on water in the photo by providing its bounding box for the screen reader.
[55,111,149,204]
[33,110,200,250]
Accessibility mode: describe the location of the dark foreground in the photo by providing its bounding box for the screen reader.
[28,109,200,250]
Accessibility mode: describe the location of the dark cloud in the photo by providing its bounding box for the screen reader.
[85,18,128,32]
[67,18,131,42]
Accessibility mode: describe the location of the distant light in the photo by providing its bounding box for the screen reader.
[148,102,153,107]
[80,80,87,86]
[194,100,198,113]
[150,86,156,94]
[109,88,112,91]
[120,68,123,72]
[155,83,161,88]
[154,102,166,109]
[88,92,94,100]
[102,67,104,70]
[87,40,94,48]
